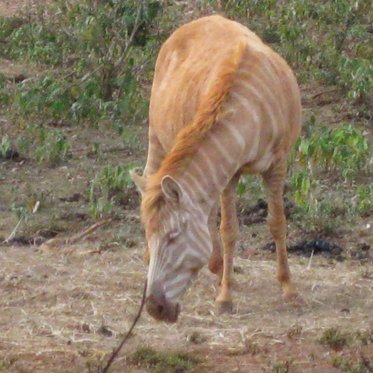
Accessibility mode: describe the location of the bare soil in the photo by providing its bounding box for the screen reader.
[0,117,372,372]
[0,0,50,17]
[1,236,372,372]
[1,1,372,372]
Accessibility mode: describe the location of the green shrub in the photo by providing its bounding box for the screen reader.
[34,130,70,166]
[205,0,373,115]
[88,164,135,219]
[1,0,162,126]
[319,327,350,350]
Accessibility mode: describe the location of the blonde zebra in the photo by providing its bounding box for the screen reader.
[131,15,302,322]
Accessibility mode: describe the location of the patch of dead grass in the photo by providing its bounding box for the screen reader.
[0,239,372,372]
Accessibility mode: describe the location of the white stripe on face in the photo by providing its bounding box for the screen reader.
[146,194,212,305]
[165,277,190,301]
[164,271,190,294]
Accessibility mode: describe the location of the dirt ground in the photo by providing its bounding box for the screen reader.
[1,1,373,372]
[0,229,372,372]
[0,117,372,372]
[0,0,51,17]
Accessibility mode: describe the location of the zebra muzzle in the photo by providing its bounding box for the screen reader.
[145,281,180,323]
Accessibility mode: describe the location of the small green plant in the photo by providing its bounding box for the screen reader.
[236,175,264,198]
[332,356,371,373]
[355,329,373,346]
[0,72,10,105]
[130,346,200,373]
[34,130,70,166]
[290,170,313,209]
[0,135,11,159]
[319,327,350,350]
[270,360,292,373]
[88,164,135,219]
[10,202,35,223]
[354,185,373,215]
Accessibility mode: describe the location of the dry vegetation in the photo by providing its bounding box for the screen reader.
[0,0,372,372]
[1,235,372,372]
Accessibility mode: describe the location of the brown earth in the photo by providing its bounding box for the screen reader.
[0,124,372,372]
[0,0,52,17]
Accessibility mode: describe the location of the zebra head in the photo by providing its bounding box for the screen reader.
[132,172,212,323]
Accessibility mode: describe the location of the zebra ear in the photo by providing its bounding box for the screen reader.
[161,175,183,204]
[130,169,146,195]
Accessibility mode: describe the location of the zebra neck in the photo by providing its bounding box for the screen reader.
[177,127,242,215]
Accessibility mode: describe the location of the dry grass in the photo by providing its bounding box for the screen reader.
[0,225,372,372]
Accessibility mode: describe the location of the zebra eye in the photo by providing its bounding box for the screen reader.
[167,230,180,243]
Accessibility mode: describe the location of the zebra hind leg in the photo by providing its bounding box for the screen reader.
[262,161,302,303]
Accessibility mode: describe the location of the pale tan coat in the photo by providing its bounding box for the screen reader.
[132,15,302,318]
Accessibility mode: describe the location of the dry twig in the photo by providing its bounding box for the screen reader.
[40,219,112,252]
[100,279,147,373]
[2,217,24,244]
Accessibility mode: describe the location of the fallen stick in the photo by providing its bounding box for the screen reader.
[67,218,112,244]
[2,217,24,244]
[100,280,147,373]
[311,88,338,99]
[40,218,112,252]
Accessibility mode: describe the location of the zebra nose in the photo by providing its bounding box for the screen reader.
[146,293,166,318]
[146,280,167,318]
[145,281,179,322]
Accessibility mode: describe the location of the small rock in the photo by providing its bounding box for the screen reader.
[260,239,344,259]
[97,325,113,337]
[358,242,371,251]
[82,323,91,333]
[186,330,207,344]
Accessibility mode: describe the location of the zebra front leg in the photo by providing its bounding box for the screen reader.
[215,174,240,313]
[262,162,300,302]
[208,203,223,280]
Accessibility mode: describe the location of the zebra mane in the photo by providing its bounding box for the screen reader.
[141,41,246,227]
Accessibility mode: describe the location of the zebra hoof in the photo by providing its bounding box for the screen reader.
[283,292,304,306]
[216,301,233,314]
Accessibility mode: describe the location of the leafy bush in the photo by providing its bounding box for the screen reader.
[1,0,162,126]
[206,0,373,116]
[296,122,370,179]
[289,118,371,233]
